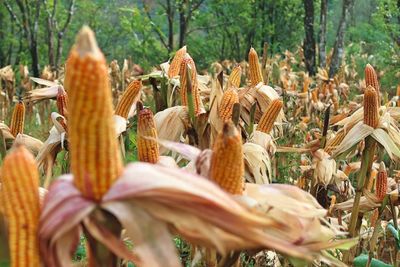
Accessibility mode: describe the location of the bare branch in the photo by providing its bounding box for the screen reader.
[141,0,170,51]
[60,0,75,34]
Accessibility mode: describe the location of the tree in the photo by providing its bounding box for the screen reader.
[4,0,42,77]
[329,0,354,78]
[43,0,76,72]
[303,0,316,75]
[318,0,327,68]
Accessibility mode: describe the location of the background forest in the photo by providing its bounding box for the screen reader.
[0,0,400,91]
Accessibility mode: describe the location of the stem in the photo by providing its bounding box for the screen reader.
[160,75,168,109]
[344,135,376,263]
[367,197,389,266]
[390,199,399,230]
[0,130,6,161]
[185,63,195,125]
[348,136,376,236]
[246,102,257,136]
[85,209,122,267]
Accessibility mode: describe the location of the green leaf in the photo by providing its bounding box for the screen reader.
[353,254,392,267]
[387,223,400,250]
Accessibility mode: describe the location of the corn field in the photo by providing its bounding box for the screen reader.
[0,23,400,267]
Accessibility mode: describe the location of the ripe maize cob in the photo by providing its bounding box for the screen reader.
[303,76,310,93]
[9,101,25,137]
[210,122,244,195]
[168,46,187,78]
[257,99,283,134]
[363,86,379,128]
[365,64,380,97]
[56,86,69,118]
[179,53,202,115]
[65,26,123,201]
[137,107,159,164]
[248,48,263,86]
[311,89,318,103]
[324,130,345,154]
[228,65,242,88]
[296,176,306,189]
[115,80,142,119]
[219,89,239,122]
[0,145,40,267]
[375,162,387,201]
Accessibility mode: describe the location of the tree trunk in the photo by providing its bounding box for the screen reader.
[179,0,188,48]
[167,0,174,52]
[246,3,257,55]
[303,0,316,75]
[55,0,75,72]
[329,0,354,78]
[0,8,5,67]
[318,0,327,68]
[47,18,55,68]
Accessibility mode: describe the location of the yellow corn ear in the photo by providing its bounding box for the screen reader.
[228,65,242,88]
[365,64,380,97]
[115,80,142,119]
[137,108,160,164]
[9,101,25,137]
[375,162,387,201]
[168,46,187,78]
[303,76,310,93]
[179,53,202,115]
[219,89,239,122]
[65,26,123,201]
[311,89,318,103]
[210,122,244,195]
[363,86,379,128]
[324,130,345,154]
[248,48,263,86]
[0,145,40,267]
[257,99,283,134]
[56,86,69,118]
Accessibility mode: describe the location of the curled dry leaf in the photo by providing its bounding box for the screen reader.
[243,142,271,184]
[154,106,189,154]
[14,133,43,156]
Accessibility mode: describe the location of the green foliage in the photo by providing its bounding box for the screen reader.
[353,254,392,267]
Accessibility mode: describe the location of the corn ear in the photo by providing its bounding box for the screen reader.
[137,107,160,164]
[168,46,187,78]
[228,65,242,88]
[210,122,244,195]
[257,99,283,134]
[115,80,142,119]
[219,89,239,122]
[363,86,379,128]
[65,26,123,201]
[249,48,263,86]
[0,145,41,267]
[311,89,318,103]
[375,162,387,201]
[365,64,380,97]
[9,101,25,137]
[324,131,345,154]
[179,53,201,115]
[56,87,68,118]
